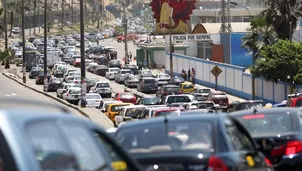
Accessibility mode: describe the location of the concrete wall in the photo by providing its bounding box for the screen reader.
[166,53,301,103]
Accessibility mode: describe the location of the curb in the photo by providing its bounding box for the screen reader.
[2,72,90,118]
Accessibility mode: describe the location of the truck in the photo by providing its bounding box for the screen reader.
[25,51,38,71]
[47,50,60,69]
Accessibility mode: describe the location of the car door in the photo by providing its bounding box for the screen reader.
[224,117,271,170]
[116,108,125,126]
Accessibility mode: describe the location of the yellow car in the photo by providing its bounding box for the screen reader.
[180,82,194,93]
[105,103,133,122]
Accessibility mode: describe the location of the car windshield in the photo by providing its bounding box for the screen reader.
[110,69,120,72]
[144,79,156,84]
[125,107,145,118]
[69,89,81,94]
[143,98,160,104]
[111,105,130,112]
[69,72,79,76]
[142,71,152,75]
[116,122,213,153]
[96,83,109,88]
[165,87,180,92]
[239,102,265,110]
[159,75,169,78]
[234,113,297,135]
[120,93,135,99]
[74,77,81,80]
[167,96,191,103]
[86,95,101,99]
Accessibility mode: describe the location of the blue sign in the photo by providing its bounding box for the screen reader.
[143,62,147,66]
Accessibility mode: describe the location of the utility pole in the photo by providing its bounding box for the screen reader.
[123,5,128,65]
[22,0,26,84]
[169,16,174,77]
[61,0,64,30]
[71,0,74,25]
[33,0,37,34]
[219,0,232,33]
[43,0,48,92]
[80,0,86,108]
[4,0,8,50]
[38,6,40,33]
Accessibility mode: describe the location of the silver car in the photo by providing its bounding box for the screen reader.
[106,67,120,80]
[115,69,132,84]
[124,74,139,88]
[78,93,102,108]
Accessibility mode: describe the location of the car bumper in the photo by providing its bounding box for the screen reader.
[274,155,302,171]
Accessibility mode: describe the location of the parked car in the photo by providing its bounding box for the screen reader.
[78,93,102,108]
[207,91,229,106]
[156,85,181,98]
[47,78,63,92]
[35,70,50,85]
[94,65,109,77]
[89,81,112,98]
[114,93,137,104]
[105,67,120,80]
[63,87,81,104]
[124,74,139,88]
[56,83,77,98]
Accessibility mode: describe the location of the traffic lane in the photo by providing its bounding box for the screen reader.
[0,73,82,115]
[11,67,114,128]
[68,65,156,97]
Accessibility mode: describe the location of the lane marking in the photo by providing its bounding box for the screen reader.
[4,94,11,97]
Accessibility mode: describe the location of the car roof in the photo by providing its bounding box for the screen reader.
[118,114,223,129]
[121,105,146,109]
[96,81,109,83]
[228,107,300,117]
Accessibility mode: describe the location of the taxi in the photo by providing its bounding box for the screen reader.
[105,103,133,122]
[180,81,194,93]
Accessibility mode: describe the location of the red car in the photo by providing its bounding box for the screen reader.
[114,92,137,104]
[207,91,229,106]
[73,58,81,67]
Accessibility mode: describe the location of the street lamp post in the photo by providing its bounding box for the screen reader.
[123,5,128,65]
[80,0,86,108]
[169,16,174,77]
[22,0,26,84]
[43,0,48,92]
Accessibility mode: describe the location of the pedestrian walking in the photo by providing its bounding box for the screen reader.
[187,69,191,81]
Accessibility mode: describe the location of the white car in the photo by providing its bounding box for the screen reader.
[56,83,77,98]
[78,93,102,108]
[64,69,77,78]
[63,87,81,104]
[114,105,146,127]
[154,73,171,86]
[90,81,112,98]
[105,68,120,80]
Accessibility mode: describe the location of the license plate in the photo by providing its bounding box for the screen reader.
[219,100,223,104]
[74,95,78,98]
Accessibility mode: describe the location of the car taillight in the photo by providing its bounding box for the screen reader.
[271,140,302,156]
[66,93,69,97]
[264,158,272,166]
[208,156,228,171]
[74,81,78,84]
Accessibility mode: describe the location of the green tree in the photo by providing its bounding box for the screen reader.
[263,0,302,40]
[242,14,277,58]
[251,40,302,84]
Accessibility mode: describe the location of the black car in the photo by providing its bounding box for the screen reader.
[47,78,63,92]
[28,67,40,79]
[229,108,302,171]
[137,97,160,105]
[227,100,265,112]
[35,70,50,85]
[95,56,108,65]
[170,76,185,85]
[156,85,181,98]
[124,66,138,75]
[114,115,273,171]
[94,65,109,76]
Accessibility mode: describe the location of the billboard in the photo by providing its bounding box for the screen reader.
[150,0,196,34]
[230,33,252,68]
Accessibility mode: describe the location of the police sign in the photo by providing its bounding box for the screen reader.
[172,34,211,41]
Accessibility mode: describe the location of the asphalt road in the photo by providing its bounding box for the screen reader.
[0,73,82,115]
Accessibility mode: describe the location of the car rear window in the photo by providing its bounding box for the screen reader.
[86,95,101,99]
[167,96,191,103]
[159,75,169,78]
[183,84,194,89]
[238,102,265,110]
[96,83,109,88]
[111,104,130,112]
[121,71,132,74]
[165,87,180,92]
[125,107,146,118]
[234,113,297,135]
[116,122,213,153]
[120,93,135,99]
[144,79,156,84]
[155,110,179,117]
[69,89,81,94]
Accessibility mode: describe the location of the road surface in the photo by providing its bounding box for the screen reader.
[0,73,82,115]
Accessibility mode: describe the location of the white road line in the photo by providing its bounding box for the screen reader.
[4,94,11,97]
[11,93,16,96]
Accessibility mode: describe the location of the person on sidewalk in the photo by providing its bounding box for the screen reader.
[129,52,132,61]
[187,69,191,81]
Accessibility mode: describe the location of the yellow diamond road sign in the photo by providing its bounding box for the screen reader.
[211,65,222,77]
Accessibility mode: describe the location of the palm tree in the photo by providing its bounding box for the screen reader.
[242,14,277,58]
[262,0,302,40]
